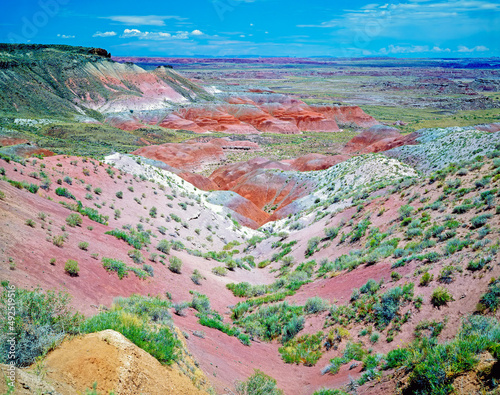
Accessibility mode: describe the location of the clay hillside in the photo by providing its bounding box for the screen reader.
[0,44,500,395]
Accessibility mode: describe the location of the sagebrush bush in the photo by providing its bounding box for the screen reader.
[191,269,204,285]
[304,297,329,314]
[66,213,82,227]
[0,286,83,366]
[168,256,182,274]
[305,237,321,257]
[420,272,433,286]
[156,239,171,254]
[431,286,453,308]
[127,249,144,264]
[212,266,228,276]
[64,259,79,276]
[384,316,500,395]
[102,257,128,279]
[470,214,492,229]
[235,369,283,395]
[78,241,89,250]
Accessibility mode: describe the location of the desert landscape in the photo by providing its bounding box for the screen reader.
[0,2,499,393]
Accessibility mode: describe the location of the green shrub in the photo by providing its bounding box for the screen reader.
[360,279,380,295]
[369,332,380,344]
[279,331,324,366]
[156,239,171,254]
[391,271,402,281]
[467,257,491,271]
[420,272,433,286]
[431,287,453,308]
[105,228,150,250]
[52,235,65,247]
[438,266,457,284]
[127,249,144,264]
[212,266,228,276]
[304,297,329,314]
[373,285,412,329]
[324,226,339,240]
[115,191,123,199]
[191,269,204,285]
[414,319,445,339]
[80,309,179,365]
[384,347,411,369]
[479,278,500,312]
[313,389,349,395]
[78,241,89,250]
[55,187,75,200]
[171,240,185,251]
[235,369,283,395]
[0,287,83,366]
[66,213,82,227]
[386,316,500,394]
[102,257,128,279]
[350,218,371,242]
[305,237,321,257]
[142,264,154,277]
[168,256,182,274]
[470,214,492,229]
[399,204,414,221]
[64,259,80,276]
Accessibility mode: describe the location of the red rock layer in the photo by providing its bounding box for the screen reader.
[344,125,419,154]
[289,153,351,171]
[132,142,225,172]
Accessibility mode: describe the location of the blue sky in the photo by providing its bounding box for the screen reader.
[1,0,498,57]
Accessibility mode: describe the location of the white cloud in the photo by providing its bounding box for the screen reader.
[103,15,186,26]
[120,29,201,40]
[93,31,117,38]
[431,46,451,53]
[378,44,451,54]
[57,34,75,39]
[458,45,489,52]
[297,0,500,41]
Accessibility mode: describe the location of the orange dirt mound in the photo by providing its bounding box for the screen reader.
[0,137,29,147]
[10,145,56,158]
[43,330,206,395]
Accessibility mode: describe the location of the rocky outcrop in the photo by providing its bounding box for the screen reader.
[209,138,260,150]
[89,48,111,58]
